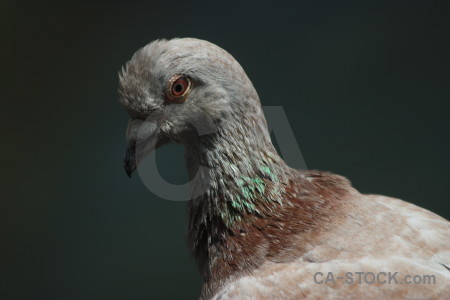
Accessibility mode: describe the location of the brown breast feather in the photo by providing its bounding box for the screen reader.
[199,171,450,299]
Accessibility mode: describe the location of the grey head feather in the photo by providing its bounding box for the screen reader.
[119,38,276,177]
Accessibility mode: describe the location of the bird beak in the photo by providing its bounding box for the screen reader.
[124,140,137,178]
[123,118,159,178]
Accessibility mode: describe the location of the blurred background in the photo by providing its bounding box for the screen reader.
[1,0,449,299]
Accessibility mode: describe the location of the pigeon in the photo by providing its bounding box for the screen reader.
[118,38,450,299]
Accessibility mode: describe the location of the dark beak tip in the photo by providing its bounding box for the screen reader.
[123,144,137,178]
[124,162,133,178]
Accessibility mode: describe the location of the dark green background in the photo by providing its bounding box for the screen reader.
[1,1,449,299]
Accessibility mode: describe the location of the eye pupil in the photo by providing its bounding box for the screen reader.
[174,83,183,93]
[166,75,191,102]
[171,77,189,96]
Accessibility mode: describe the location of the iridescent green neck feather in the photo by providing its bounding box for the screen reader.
[184,108,291,229]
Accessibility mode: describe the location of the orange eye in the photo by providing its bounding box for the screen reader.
[166,75,191,103]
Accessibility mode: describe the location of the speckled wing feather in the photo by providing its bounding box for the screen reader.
[212,192,450,299]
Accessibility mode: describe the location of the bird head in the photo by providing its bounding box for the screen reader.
[119,38,268,177]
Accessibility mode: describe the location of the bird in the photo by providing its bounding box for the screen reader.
[118,38,450,299]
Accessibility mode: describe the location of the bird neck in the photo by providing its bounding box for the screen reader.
[182,111,355,299]
[183,112,292,278]
[184,112,290,225]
